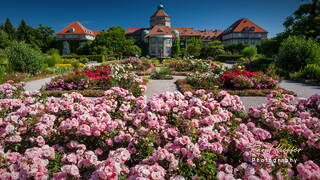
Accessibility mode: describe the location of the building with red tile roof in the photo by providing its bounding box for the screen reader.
[221,18,268,45]
[56,4,268,57]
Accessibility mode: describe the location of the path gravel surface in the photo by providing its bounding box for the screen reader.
[145,76,184,99]
[24,76,55,91]
[279,80,320,98]
[23,74,320,110]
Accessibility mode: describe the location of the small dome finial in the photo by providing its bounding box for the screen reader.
[158,3,164,10]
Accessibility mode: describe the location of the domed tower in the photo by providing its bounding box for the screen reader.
[150,3,171,28]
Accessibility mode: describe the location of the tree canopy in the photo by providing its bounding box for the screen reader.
[78,26,141,57]
[186,38,202,57]
[284,0,320,39]
[201,40,225,59]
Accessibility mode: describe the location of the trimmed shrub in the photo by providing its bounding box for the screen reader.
[63,55,106,62]
[241,46,257,62]
[245,57,274,72]
[216,54,243,62]
[276,36,320,73]
[302,64,320,79]
[4,41,45,75]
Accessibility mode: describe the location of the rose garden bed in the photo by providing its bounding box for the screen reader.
[178,69,296,96]
[43,65,148,97]
[167,59,220,75]
[0,81,320,179]
[176,79,295,96]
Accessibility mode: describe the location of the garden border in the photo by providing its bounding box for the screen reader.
[175,79,296,96]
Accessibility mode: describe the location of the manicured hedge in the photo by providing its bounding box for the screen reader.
[245,57,274,72]
[216,54,243,62]
[62,55,106,62]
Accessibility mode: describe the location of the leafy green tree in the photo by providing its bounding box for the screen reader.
[187,38,202,57]
[276,36,320,73]
[2,18,16,40]
[259,39,281,57]
[172,38,181,57]
[16,20,40,50]
[224,43,249,54]
[284,0,320,39]
[0,30,10,49]
[201,40,225,59]
[35,24,56,52]
[5,41,45,74]
[81,26,141,57]
[242,46,257,62]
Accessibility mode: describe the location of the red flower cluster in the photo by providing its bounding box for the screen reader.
[220,70,259,84]
[84,66,111,81]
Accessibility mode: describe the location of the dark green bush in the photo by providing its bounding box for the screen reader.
[302,64,320,79]
[5,41,45,75]
[63,55,106,62]
[245,57,274,72]
[276,36,320,73]
[216,54,243,62]
[150,67,173,80]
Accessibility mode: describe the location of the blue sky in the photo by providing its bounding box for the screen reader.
[0,0,303,37]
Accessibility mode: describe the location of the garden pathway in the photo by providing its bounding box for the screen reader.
[145,76,184,99]
[279,80,320,98]
[22,75,320,110]
[24,76,56,91]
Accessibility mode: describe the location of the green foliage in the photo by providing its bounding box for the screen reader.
[0,30,10,49]
[276,36,320,73]
[2,18,16,40]
[63,55,106,62]
[224,43,249,54]
[80,26,141,58]
[186,38,202,57]
[241,46,257,62]
[283,0,320,39]
[245,57,275,73]
[45,66,74,74]
[5,41,45,74]
[178,152,218,180]
[150,67,173,79]
[201,40,225,59]
[302,64,320,79]
[259,39,280,57]
[172,38,181,57]
[46,48,60,55]
[216,54,244,62]
[0,50,8,75]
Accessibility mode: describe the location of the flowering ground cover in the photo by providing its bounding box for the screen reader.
[167,60,219,75]
[44,65,147,97]
[178,69,290,96]
[120,57,155,76]
[0,81,320,179]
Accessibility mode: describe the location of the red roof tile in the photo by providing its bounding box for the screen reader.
[57,21,95,36]
[125,28,146,35]
[92,30,105,36]
[223,18,268,34]
[151,9,170,17]
[147,25,173,36]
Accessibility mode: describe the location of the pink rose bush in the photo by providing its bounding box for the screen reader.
[0,82,320,179]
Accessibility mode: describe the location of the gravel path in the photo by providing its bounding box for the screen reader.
[145,76,185,99]
[23,74,320,110]
[279,80,320,98]
[24,76,56,91]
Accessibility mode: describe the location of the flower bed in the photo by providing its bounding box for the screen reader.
[0,82,320,179]
[167,60,219,74]
[176,79,295,96]
[181,69,284,96]
[44,65,147,97]
[120,57,155,76]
